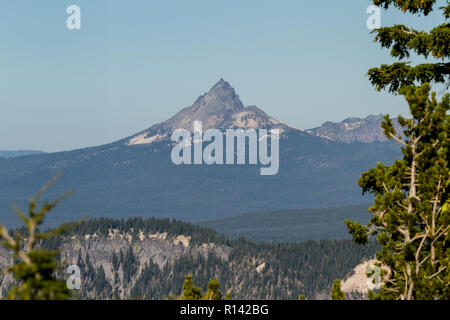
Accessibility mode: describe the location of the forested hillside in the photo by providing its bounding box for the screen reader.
[201,204,372,242]
[0,150,46,158]
[0,218,378,300]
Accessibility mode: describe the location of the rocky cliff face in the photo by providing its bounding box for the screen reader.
[0,230,231,300]
[62,232,230,299]
[0,217,379,300]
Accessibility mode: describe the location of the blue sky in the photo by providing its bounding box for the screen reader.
[0,1,447,152]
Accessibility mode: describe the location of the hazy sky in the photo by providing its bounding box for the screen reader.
[1,1,446,152]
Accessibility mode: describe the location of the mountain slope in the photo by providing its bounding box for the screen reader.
[125,78,299,147]
[0,80,401,227]
[0,150,46,158]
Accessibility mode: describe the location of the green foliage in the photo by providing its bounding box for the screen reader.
[0,174,73,300]
[181,275,223,300]
[181,275,203,300]
[181,275,225,300]
[373,0,448,16]
[331,280,346,300]
[348,1,450,300]
[368,0,450,93]
[350,84,449,300]
[205,279,222,300]
[345,220,369,245]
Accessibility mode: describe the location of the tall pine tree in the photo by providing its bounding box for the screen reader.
[346,0,449,300]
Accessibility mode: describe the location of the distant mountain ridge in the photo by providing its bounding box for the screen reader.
[0,150,46,158]
[308,115,401,143]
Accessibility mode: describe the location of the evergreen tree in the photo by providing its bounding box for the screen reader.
[0,174,73,300]
[181,275,203,300]
[346,0,450,300]
[204,279,222,300]
[85,254,94,280]
[368,0,450,93]
[123,247,138,283]
[112,251,119,270]
[180,275,229,300]
[331,280,346,300]
[94,265,111,297]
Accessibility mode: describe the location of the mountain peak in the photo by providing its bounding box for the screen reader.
[126,79,300,146]
[159,79,246,131]
[208,78,238,97]
[193,79,244,114]
[211,78,231,90]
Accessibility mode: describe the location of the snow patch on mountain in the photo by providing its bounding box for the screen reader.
[127,133,167,146]
[343,121,364,131]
